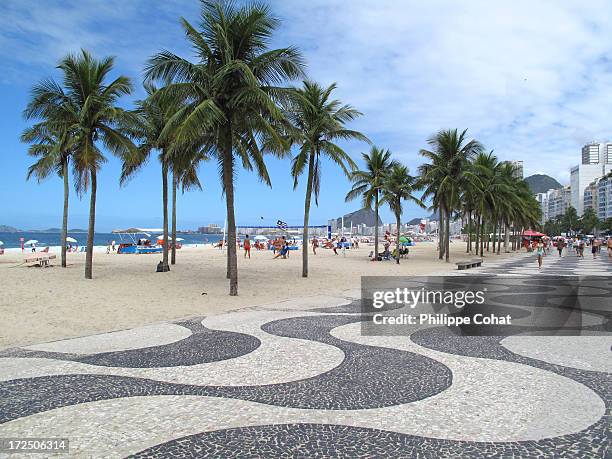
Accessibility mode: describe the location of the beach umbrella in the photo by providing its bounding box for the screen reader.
[0,241,3,246]
[254,235,268,241]
[399,236,409,243]
[175,237,184,242]
[66,237,77,243]
[24,240,38,245]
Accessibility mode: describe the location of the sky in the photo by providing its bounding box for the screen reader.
[2,0,612,231]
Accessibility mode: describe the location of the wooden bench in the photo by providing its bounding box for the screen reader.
[24,254,56,267]
[456,258,483,270]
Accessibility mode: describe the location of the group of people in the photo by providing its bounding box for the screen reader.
[533,235,612,270]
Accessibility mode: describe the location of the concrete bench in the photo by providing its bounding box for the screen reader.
[456,258,483,270]
[25,254,56,267]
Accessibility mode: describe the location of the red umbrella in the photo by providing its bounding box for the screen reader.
[522,230,546,237]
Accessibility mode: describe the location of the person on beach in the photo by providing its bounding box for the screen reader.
[592,238,600,258]
[312,237,318,255]
[243,234,251,259]
[607,238,612,258]
[557,238,564,257]
[273,240,289,259]
[536,240,544,270]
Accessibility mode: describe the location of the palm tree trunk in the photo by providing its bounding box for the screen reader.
[480,215,485,257]
[61,159,69,268]
[475,212,480,252]
[396,212,401,264]
[445,207,450,262]
[438,206,445,260]
[171,172,177,265]
[223,130,238,296]
[85,170,96,279]
[497,219,502,254]
[302,149,316,277]
[467,210,471,254]
[487,217,497,252]
[161,163,169,271]
[374,191,380,261]
[504,223,510,252]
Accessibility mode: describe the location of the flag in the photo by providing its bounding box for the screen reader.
[277,220,288,229]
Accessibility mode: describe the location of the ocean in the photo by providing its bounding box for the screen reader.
[0,232,224,249]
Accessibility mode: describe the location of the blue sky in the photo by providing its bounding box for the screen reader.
[2,0,612,231]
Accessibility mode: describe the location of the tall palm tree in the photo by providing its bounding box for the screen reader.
[419,129,483,262]
[66,51,136,279]
[120,84,184,272]
[145,0,304,295]
[346,147,394,260]
[21,119,74,268]
[24,50,136,279]
[286,81,368,277]
[170,147,207,265]
[381,163,424,263]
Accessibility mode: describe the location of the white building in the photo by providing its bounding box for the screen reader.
[547,186,571,220]
[503,160,524,179]
[535,190,552,224]
[570,142,612,215]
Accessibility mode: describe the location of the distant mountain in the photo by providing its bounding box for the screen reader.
[407,212,438,225]
[0,225,21,233]
[524,174,562,194]
[336,208,382,227]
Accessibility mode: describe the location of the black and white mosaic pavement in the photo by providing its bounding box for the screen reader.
[0,253,610,457]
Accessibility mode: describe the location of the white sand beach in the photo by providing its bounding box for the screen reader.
[0,242,518,349]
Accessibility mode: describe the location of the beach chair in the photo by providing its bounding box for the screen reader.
[24,254,56,267]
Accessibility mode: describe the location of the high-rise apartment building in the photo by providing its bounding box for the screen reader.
[547,186,571,220]
[597,174,612,220]
[502,160,524,179]
[570,142,612,215]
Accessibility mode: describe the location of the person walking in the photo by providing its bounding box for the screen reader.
[557,238,564,257]
[312,237,318,255]
[607,237,612,258]
[536,240,545,270]
[243,234,251,259]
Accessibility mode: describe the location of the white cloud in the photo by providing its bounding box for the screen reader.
[270,0,612,183]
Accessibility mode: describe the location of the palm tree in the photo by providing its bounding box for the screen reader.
[419,129,483,262]
[346,147,394,260]
[170,147,207,265]
[145,0,304,295]
[57,50,136,279]
[286,81,368,277]
[381,163,424,263]
[120,84,184,272]
[21,118,74,268]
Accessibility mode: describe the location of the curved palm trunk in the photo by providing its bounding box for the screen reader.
[374,191,380,261]
[395,211,401,264]
[61,159,69,268]
[301,148,316,277]
[161,163,169,271]
[222,128,238,296]
[445,208,450,262]
[85,170,97,279]
[171,172,177,265]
